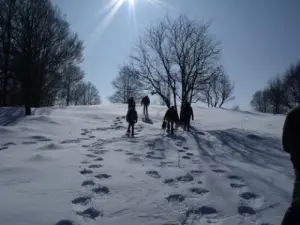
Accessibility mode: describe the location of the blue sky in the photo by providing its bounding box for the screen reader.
[52,0,300,109]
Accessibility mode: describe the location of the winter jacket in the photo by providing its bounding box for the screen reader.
[164,107,179,122]
[141,96,150,106]
[128,97,135,109]
[126,107,138,124]
[282,105,300,170]
[182,106,194,120]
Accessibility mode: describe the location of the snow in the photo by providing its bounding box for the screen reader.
[0,104,291,225]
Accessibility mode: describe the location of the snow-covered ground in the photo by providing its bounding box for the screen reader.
[0,104,292,225]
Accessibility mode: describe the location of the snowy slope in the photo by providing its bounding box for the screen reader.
[0,104,291,225]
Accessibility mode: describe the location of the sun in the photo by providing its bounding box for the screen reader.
[127,0,135,8]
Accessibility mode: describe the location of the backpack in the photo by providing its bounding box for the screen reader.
[126,107,137,123]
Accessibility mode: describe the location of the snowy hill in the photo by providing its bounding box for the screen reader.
[0,104,291,225]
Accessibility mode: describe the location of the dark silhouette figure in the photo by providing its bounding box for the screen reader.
[181,102,194,131]
[126,106,138,136]
[281,106,300,225]
[141,96,150,119]
[127,97,135,109]
[163,106,179,134]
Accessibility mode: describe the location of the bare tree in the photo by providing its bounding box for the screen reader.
[282,62,300,109]
[72,81,101,106]
[267,76,285,114]
[108,65,144,103]
[0,0,83,114]
[217,72,235,108]
[130,15,221,110]
[0,0,18,106]
[251,61,300,114]
[60,63,84,106]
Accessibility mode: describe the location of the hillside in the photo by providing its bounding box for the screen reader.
[0,104,291,225]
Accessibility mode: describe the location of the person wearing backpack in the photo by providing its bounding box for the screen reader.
[163,106,178,134]
[126,106,138,137]
[281,105,300,224]
[141,95,150,119]
[182,102,194,131]
[127,97,135,109]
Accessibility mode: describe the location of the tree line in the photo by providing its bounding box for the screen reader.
[0,0,101,115]
[109,15,235,111]
[251,62,300,114]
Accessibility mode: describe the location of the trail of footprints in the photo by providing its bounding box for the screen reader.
[56,119,271,225]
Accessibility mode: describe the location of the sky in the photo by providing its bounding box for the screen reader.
[51,0,300,110]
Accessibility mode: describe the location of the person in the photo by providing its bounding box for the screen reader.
[163,106,178,134]
[141,96,150,119]
[126,105,138,136]
[281,106,300,224]
[127,97,135,109]
[181,102,194,131]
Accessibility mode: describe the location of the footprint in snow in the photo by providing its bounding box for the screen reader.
[187,206,218,216]
[82,144,89,148]
[146,170,161,179]
[86,154,97,158]
[176,173,194,182]
[80,169,93,175]
[126,152,134,156]
[189,188,209,195]
[89,135,96,139]
[182,156,191,159]
[237,206,256,216]
[76,207,103,219]
[166,194,185,202]
[61,139,80,144]
[163,178,176,184]
[55,220,74,225]
[190,170,204,175]
[81,161,89,164]
[93,150,108,155]
[178,149,186,153]
[92,185,110,194]
[71,196,91,206]
[22,141,37,145]
[186,152,194,156]
[88,164,102,169]
[114,149,123,152]
[146,155,164,160]
[183,146,189,150]
[239,192,259,200]
[212,169,226,174]
[94,157,104,162]
[82,180,95,187]
[95,174,111,179]
[230,183,246,188]
[228,175,243,181]
[29,135,52,142]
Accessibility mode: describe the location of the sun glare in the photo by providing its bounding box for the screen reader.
[86,0,173,53]
[128,0,135,8]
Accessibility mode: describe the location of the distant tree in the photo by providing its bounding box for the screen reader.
[251,61,300,114]
[60,63,84,106]
[198,66,235,108]
[108,65,144,104]
[282,62,300,109]
[217,72,235,108]
[251,90,269,113]
[267,76,285,114]
[71,81,101,106]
